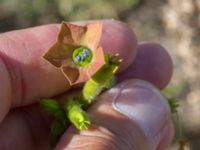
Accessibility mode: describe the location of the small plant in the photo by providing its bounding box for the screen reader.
[39,22,122,147]
[167,97,186,150]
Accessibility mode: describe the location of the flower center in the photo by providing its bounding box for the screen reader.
[72,47,93,66]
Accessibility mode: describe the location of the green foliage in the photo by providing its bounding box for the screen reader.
[163,84,183,113]
[39,99,68,147]
[39,99,60,115]
[51,119,68,147]
[167,97,179,113]
[163,86,186,149]
[72,47,93,67]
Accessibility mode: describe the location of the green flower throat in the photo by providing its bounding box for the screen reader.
[72,47,93,66]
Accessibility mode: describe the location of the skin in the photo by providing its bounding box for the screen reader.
[0,20,173,150]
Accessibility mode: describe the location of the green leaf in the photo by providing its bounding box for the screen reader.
[39,99,61,115]
[51,119,68,148]
[167,97,179,113]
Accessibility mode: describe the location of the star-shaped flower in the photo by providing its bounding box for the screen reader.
[43,22,106,85]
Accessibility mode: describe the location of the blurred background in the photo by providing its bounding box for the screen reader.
[0,0,199,149]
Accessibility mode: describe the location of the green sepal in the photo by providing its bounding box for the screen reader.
[104,75,117,89]
[39,99,61,115]
[50,118,69,148]
[83,75,116,104]
[82,79,102,104]
[82,53,120,104]
[91,59,119,85]
[64,99,90,130]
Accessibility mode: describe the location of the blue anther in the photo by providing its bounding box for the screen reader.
[83,49,89,57]
[75,55,81,62]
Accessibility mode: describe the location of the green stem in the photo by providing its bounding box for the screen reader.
[175,111,182,139]
[175,111,186,150]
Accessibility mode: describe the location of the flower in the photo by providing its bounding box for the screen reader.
[43,22,106,85]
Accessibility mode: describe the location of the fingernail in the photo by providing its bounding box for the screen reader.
[112,79,170,140]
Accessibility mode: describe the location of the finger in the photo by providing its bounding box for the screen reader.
[117,42,173,89]
[0,105,52,150]
[56,79,174,150]
[0,20,137,121]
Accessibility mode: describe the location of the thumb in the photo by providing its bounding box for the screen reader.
[56,79,174,150]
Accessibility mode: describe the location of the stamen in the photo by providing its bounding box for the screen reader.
[83,49,89,57]
[75,55,81,62]
[72,47,93,66]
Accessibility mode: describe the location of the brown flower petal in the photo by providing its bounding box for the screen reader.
[61,66,79,85]
[84,47,105,76]
[80,23,103,50]
[43,22,105,85]
[58,22,102,50]
[73,47,106,84]
[43,42,76,67]
[58,22,87,46]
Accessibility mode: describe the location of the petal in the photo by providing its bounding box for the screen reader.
[61,66,79,85]
[84,47,105,76]
[58,22,87,46]
[43,42,76,67]
[58,22,102,50]
[43,22,104,85]
[80,23,103,50]
[74,47,106,84]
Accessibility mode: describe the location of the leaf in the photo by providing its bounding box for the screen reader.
[39,99,61,115]
[167,97,179,113]
[51,119,68,148]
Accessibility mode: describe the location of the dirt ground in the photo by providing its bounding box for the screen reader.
[126,1,200,149]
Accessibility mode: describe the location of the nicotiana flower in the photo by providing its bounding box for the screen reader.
[43,22,106,85]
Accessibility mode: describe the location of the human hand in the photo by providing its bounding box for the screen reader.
[0,20,174,150]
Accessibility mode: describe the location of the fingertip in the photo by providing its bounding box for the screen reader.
[56,79,174,150]
[0,57,12,122]
[117,42,173,89]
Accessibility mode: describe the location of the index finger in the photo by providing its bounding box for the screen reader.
[0,20,137,121]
